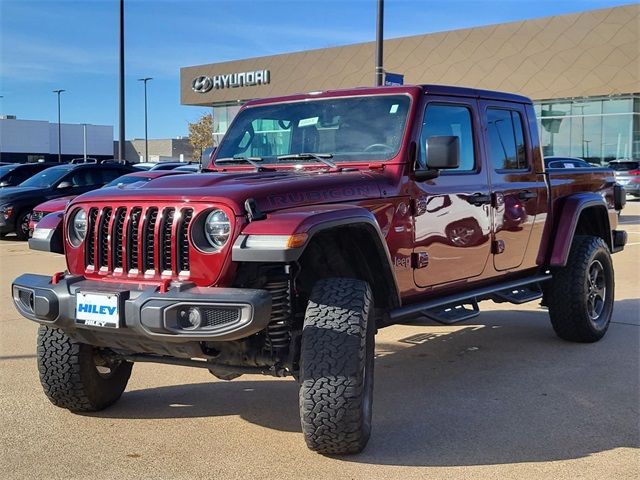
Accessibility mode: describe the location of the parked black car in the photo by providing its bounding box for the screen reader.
[0,162,134,240]
[0,162,59,188]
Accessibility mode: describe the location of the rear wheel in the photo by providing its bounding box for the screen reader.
[546,235,614,342]
[298,278,375,455]
[37,326,132,412]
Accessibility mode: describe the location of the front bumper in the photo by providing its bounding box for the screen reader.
[12,274,272,356]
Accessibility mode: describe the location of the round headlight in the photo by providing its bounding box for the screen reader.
[204,209,230,249]
[69,209,87,246]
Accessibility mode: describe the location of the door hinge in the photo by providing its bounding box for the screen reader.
[411,252,430,269]
[492,240,505,254]
[411,196,428,217]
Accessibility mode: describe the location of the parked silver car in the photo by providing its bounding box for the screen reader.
[608,160,640,197]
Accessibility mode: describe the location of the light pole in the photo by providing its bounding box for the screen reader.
[118,0,125,160]
[53,89,66,162]
[138,77,152,162]
[375,0,384,86]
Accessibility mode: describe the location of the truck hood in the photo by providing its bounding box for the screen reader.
[33,195,76,213]
[72,169,387,214]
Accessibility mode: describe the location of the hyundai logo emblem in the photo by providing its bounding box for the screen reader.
[192,76,213,93]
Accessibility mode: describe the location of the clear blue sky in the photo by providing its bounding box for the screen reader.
[0,0,634,139]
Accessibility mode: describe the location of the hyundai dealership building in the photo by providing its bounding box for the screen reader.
[180,4,639,165]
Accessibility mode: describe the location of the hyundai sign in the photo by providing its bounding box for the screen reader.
[192,69,270,93]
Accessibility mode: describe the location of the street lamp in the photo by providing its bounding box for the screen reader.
[138,77,153,162]
[53,89,66,162]
[375,0,384,86]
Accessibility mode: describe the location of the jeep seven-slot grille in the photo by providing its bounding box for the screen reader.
[84,206,192,277]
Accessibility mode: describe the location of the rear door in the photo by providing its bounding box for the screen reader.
[480,100,544,271]
[413,97,492,288]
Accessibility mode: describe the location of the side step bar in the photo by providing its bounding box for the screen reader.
[389,273,551,324]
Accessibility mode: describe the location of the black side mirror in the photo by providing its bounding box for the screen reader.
[426,135,460,169]
[414,135,460,181]
[57,181,73,189]
[0,180,10,187]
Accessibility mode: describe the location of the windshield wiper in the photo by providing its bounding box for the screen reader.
[216,156,271,171]
[277,153,338,169]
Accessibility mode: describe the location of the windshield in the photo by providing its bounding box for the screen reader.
[19,166,72,188]
[215,95,411,165]
[103,174,151,188]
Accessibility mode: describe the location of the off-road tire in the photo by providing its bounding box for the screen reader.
[547,235,614,342]
[37,326,132,412]
[299,277,375,455]
[15,210,31,241]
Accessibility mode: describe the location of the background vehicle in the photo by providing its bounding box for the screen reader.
[13,85,626,455]
[0,162,133,239]
[608,159,640,197]
[132,162,156,170]
[28,170,186,233]
[149,161,198,171]
[0,162,58,188]
[544,156,594,169]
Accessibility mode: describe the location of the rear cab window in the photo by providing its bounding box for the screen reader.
[486,108,528,171]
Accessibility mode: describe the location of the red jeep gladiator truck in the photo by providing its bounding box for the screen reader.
[13,85,627,454]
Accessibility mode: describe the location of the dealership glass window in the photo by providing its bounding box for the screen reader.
[486,108,527,170]
[535,94,639,165]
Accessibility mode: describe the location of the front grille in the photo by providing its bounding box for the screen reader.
[84,206,193,277]
[200,307,241,329]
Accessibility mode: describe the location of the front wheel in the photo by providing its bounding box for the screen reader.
[299,278,375,455]
[37,326,133,412]
[15,211,31,241]
[546,235,614,342]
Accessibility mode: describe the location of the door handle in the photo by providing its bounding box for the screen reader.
[518,190,538,200]
[466,193,492,206]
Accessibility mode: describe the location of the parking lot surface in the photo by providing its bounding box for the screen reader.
[1,202,638,480]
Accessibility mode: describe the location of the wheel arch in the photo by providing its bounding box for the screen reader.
[548,194,612,267]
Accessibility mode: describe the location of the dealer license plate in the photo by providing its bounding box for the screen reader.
[76,292,120,328]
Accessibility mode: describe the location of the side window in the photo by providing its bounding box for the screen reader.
[420,104,475,172]
[68,169,96,187]
[486,108,528,170]
[98,169,123,184]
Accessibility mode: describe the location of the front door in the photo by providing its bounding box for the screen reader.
[479,100,543,271]
[413,97,492,288]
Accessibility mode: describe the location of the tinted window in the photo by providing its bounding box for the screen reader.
[420,104,475,171]
[98,169,125,184]
[487,109,528,170]
[608,161,639,171]
[68,169,99,187]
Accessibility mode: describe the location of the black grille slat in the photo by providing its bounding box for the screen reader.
[143,208,158,272]
[177,208,193,273]
[127,208,142,272]
[85,208,98,267]
[159,208,175,272]
[112,208,126,270]
[97,208,112,269]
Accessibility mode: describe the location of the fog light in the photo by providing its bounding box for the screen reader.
[178,307,202,330]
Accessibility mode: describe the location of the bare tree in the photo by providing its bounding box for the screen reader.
[188,113,214,161]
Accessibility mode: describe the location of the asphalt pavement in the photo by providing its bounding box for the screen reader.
[1,201,638,480]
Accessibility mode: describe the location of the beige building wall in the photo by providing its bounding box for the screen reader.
[181,4,639,106]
